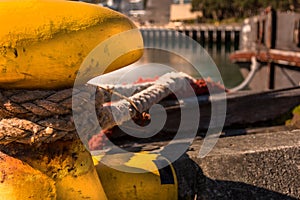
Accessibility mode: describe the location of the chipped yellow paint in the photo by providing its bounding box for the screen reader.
[0,0,143,89]
[93,152,178,200]
[20,139,108,200]
[0,152,56,200]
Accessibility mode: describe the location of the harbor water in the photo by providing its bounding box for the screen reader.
[139,28,244,89]
[92,28,244,89]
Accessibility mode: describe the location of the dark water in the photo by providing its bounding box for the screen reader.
[204,43,244,88]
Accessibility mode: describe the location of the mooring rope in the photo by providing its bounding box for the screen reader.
[228,56,260,92]
[0,72,195,145]
[98,72,194,130]
[0,85,103,144]
[100,83,152,102]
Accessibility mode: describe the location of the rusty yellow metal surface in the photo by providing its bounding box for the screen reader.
[0,152,56,200]
[93,152,178,200]
[19,139,108,200]
[0,0,143,89]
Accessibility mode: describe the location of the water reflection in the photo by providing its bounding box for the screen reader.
[205,43,244,88]
[141,29,244,88]
[92,29,244,89]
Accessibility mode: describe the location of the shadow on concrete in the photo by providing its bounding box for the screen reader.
[172,154,298,200]
[105,128,299,200]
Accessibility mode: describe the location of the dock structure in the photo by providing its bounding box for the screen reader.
[140,25,241,45]
[230,8,300,90]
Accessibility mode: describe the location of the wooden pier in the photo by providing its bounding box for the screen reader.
[140,25,241,45]
[230,8,300,90]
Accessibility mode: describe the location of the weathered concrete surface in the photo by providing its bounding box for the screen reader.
[188,130,300,199]
[110,128,300,199]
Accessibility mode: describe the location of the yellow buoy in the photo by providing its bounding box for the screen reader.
[0,152,56,200]
[93,152,178,200]
[1,139,109,200]
[0,0,143,89]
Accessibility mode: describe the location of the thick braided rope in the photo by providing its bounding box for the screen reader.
[0,72,195,145]
[0,85,104,144]
[100,83,152,102]
[98,72,194,130]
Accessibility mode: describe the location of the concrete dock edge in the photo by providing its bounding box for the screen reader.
[186,130,300,199]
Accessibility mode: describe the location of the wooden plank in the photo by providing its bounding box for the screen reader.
[230,49,300,68]
[225,87,300,125]
[102,87,300,140]
[161,87,300,132]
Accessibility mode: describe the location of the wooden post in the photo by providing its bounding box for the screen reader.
[231,29,235,42]
[221,29,225,43]
[266,7,277,89]
[192,29,197,41]
[234,30,240,50]
[266,7,276,49]
[204,27,209,42]
[216,30,221,44]
[212,28,217,42]
[196,28,201,42]
[268,63,275,89]
[297,19,300,47]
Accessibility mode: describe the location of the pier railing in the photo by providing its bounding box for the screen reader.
[140,25,241,46]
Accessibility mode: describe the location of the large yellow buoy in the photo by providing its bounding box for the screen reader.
[1,139,109,200]
[0,0,143,89]
[93,152,178,200]
[19,139,108,200]
[0,152,56,200]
